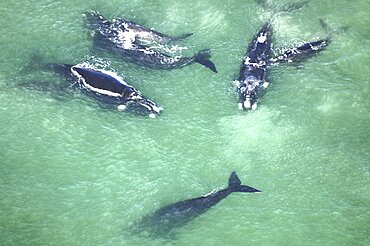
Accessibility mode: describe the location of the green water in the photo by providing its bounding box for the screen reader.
[1,0,369,245]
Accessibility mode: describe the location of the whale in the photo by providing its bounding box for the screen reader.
[133,172,260,237]
[85,11,217,73]
[51,63,162,117]
[86,10,193,45]
[235,23,273,110]
[235,22,329,110]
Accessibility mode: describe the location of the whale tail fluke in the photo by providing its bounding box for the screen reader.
[194,50,217,73]
[228,172,261,193]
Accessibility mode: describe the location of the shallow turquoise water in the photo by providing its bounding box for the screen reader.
[1,0,369,245]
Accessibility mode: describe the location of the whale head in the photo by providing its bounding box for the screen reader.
[118,94,163,118]
[239,76,261,110]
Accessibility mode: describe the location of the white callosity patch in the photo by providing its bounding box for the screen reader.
[257,33,267,43]
[251,103,257,110]
[117,104,127,111]
[243,99,251,109]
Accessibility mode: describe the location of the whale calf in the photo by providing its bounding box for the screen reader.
[134,172,260,237]
[51,63,162,117]
[235,22,329,110]
[86,11,217,73]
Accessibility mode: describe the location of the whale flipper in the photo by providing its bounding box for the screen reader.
[269,18,344,65]
[270,38,330,64]
[194,50,218,73]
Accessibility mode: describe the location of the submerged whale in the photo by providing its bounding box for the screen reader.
[235,22,329,110]
[51,64,162,117]
[134,172,260,237]
[86,11,217,73]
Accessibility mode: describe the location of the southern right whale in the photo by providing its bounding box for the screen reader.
[133,172,260,237]
[86,11,217,73]
[51,63,162,117]
[235,21,330,110]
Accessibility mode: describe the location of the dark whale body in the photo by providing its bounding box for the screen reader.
[86,10,192,45]
[236,23,273,110]
[86,11,217,73]
[235,22,330,110]
[51,64,162,117]
[134,172,260,237]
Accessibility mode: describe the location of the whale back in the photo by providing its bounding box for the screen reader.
[71,66,129,96]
